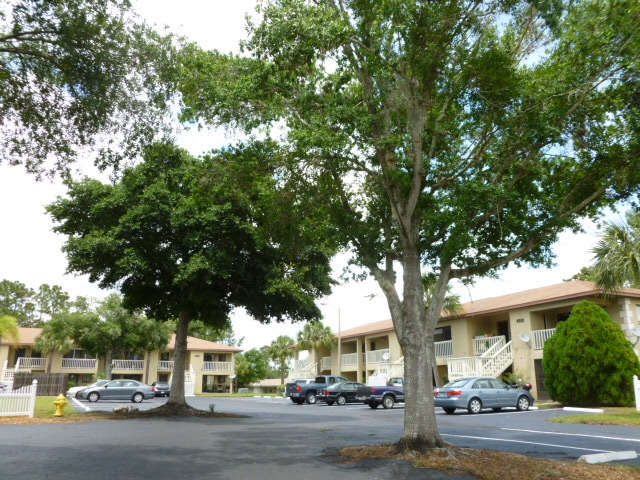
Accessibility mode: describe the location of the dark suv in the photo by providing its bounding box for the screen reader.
[152,381,170,397]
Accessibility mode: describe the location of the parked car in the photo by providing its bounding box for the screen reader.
[67,379,109,399]
[151,381,170,397]
[317,381,367,406]
[78,379,155,403]
[434,377,534,414]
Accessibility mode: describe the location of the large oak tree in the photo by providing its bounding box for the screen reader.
[178,0,640,451]
[47,141,336,407]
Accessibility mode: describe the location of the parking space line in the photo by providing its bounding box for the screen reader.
[501,428,640,443]
[442,433,614,454]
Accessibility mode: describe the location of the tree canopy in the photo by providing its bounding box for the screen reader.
[178,0,640,451]
[47,141,336,407]
[0,0,177,176]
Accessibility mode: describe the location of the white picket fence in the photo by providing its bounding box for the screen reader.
[0,380,38,417]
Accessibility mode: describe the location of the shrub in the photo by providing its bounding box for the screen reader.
[543,300,640,407]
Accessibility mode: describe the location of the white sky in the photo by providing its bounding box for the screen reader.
[0,1,615,350]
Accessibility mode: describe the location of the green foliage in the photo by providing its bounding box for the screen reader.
[0,0,178,175]
[297,321,336,376]
[264,335,296,384]
[178,0,640,447]
[0,315,19,343]
[235,348,269,386]
[591,210,640,292]
[543,301,640,407]
[47,141,334,326]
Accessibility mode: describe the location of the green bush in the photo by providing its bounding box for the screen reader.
[543,300,640,407]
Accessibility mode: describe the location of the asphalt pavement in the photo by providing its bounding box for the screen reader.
[0,396,479,480]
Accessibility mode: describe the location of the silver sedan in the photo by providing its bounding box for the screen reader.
[79,379,155,403]
[434,377,534,414]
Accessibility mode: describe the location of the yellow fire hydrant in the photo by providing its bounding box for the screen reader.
[54,393,68,417]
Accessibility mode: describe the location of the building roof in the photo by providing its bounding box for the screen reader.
[339,280,640,338]
[168,335,243,353]
[445,280,640,319]
[1,328,242,353]
[341,319,394,339]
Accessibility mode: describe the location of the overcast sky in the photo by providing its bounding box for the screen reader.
[0,1,616,350]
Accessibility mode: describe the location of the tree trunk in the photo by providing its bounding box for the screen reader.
[377,235,447,452]
[105,350,113,379]
[167,309,190,407]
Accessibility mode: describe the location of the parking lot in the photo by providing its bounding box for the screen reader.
[0,395,637,480]
[70,394,640,466]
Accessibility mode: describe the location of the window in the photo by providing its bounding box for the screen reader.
[434,326,452,342]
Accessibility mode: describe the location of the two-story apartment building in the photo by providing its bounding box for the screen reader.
[0,328,242,395]
[291,280,640,400]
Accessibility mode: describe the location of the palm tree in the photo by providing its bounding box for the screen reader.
[422,273,463,316]
[265,335,296,385]
[34,316,73,373]
[297,322,337,376]
[0,315,19,345]
[591,210,640,293]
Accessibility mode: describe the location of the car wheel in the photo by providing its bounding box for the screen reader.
[305,392,317,405]
[443,407,456,414]
[87,392,100,403]
[336,395,346,406]
[369,402,379,409]
[467,398,482,414]
[382,395,394,409]
[132,392,144,403]
[75,392,81,399]
[516,395,530,411]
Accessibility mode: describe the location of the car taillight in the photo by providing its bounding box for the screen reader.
[151,386,155,391]
[296,385,302,393]
[447,390,463,396]
[371,388,377,394]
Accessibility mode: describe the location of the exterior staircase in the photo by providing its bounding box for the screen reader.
[446,336,513,381]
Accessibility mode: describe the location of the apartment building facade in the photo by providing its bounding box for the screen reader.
[0,329,242,395]
[291,281,640,400]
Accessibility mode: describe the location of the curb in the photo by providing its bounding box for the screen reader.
[563,407,604,413]
[578,451,638,464]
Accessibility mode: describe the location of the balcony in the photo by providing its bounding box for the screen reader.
[158,361,174,371]
[111,360,144,371]
[61,358,98,370]
[365,348,390,365]
[435,340,453,358]
[202,361,234,373]
[532,328,556,350]
[15,357,46,370]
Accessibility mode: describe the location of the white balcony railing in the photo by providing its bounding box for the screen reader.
[365,348,390,365]
[435,340,453,358]
[321,356,332,370]
[158,361,174,371]
[473,335,505,356]
[61,358,97,370]
[341,353,358,367]
[111,360,144,371]
[532,328,556,350]
[15,358,46,369]
[202,361,234,372]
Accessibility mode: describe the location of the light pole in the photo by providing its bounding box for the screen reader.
[322,303,341,374]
